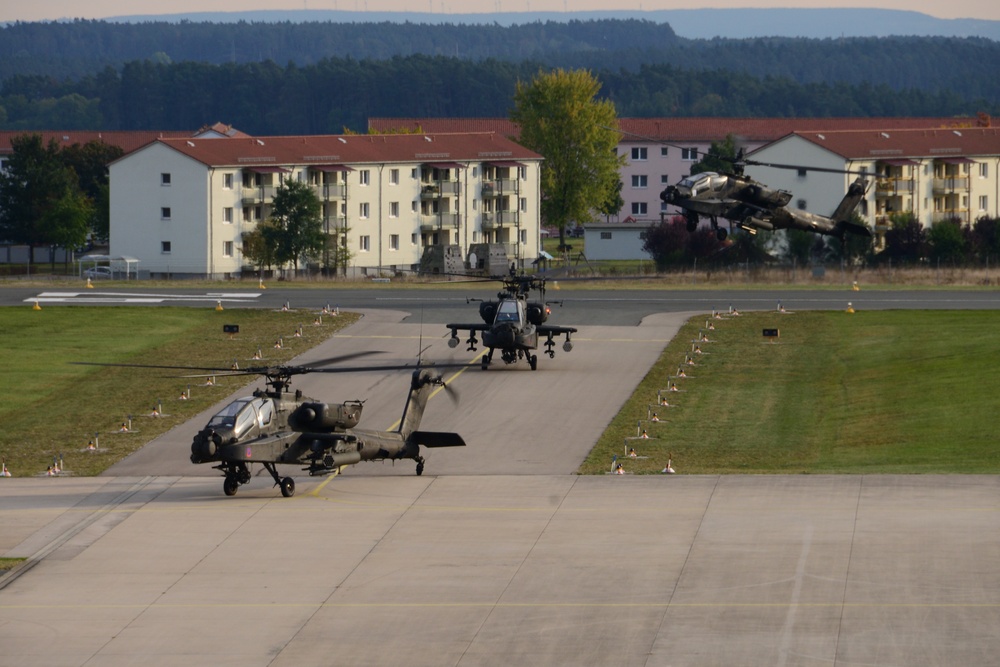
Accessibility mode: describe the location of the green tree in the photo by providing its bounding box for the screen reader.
[596,179,624,223]
[268,179,324,274]
[0,134,85,269]
[511,68,624,249]
[690,134,740,176]
[61,140,123,243]
[927,218,967,264]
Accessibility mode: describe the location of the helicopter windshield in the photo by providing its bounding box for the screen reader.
[493,299,522,324]
[679,172,717,192]
[208,397,253,428]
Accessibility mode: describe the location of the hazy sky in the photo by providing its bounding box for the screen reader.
[3,0,999,23]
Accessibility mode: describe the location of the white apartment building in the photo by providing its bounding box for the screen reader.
[108,132,542,278]
[746,127,1000,237]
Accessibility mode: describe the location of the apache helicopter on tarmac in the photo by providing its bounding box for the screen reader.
[445,264,577,371]
[660,154,873,242]
[75,354,466,497]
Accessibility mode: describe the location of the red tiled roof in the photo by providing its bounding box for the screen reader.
[780,127,1000,159]
[370,116,985,142]
[148,132,541,168]
[369,118,520,137]
[0,130,194,156]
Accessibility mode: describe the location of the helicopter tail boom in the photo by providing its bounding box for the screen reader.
[829,177,871,236]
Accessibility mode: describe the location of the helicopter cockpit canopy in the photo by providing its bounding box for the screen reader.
[678,172,723,197]
[208,396,275,438]
[493,299,523,325]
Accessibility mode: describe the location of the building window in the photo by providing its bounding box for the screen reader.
[389,202,399,218]
[222,241,233,257]
[223,173,233,189]
[631,175,648,188]
[660,147,669,157]
[389,234,399,251]
[360,235,370,252]
[631,202,647,215]
[390,168,399,185]
[601,232,612,239]
[681,148,698,161]
[161,207,171,220]
[631,147,647,161]
[411,233,418,245]
[360,202,369,219]
[980,163,989,178]
[359,170,370,186]
[520,229,527,244]
[161,241,171,253]
[472,166,479,178]
[979,196,988,210]
[411,168,418,179]
[519,166,527,180]
[411,201,418,213]
[161,173,171,186]
[223,207,233,224]
[520,197,527,212]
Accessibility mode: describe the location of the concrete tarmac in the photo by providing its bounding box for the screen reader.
[2,308,999,666]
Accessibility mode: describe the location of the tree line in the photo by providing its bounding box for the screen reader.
[0,54,994,135]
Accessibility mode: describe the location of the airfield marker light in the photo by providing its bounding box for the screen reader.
[853,280,860,291]
[216,300,224,311]
[846,302,855,314]
[32,299,41,310]
[86,277,94,289]
[259,278,266,289]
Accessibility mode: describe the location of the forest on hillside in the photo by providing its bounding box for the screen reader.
[0,19,997,133]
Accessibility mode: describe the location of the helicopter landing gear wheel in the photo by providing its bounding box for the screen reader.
[717,228,728,241]
[279,477,295,498]
[529,354,537,370]
[416,459,425,476]
[223,477,239,496]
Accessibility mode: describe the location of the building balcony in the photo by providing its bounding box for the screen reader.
[240,185,277,205]
[931,209,969,223]
[420,213,460,231]
[875,179,914,196]
[482,179,518,195]
[932,177,969,192]
[315,183,347,199]
[322,215,348,230]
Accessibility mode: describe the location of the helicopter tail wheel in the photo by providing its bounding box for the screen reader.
[279,477,295,498]
[415,456,425,476]
[223,477,239,496]
[529,354,538,370]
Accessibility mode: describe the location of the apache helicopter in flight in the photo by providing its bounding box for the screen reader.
[445,265,577,371]
[660,156,872,242]
[75,355,466,497]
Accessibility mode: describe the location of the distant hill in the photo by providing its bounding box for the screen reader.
[102,8,1000,41]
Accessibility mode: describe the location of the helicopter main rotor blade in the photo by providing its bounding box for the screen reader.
[741,158,871,176]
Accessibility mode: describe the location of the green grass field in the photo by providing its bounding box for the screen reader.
[581,309,1000,475]
[0,307,359,477]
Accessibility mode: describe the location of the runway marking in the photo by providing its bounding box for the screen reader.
[5,601,1000,610]
[26,291,263,304]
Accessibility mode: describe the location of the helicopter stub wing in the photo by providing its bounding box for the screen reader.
[409,431,467,448]
[537,324,578,336]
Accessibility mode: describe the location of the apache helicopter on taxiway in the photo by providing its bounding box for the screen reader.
[75,354,466,497]
[445,264,577,371]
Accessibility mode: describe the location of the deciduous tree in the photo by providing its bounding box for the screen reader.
[511,68,624,250]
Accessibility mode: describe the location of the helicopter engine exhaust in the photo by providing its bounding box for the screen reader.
[289,401,363,432]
